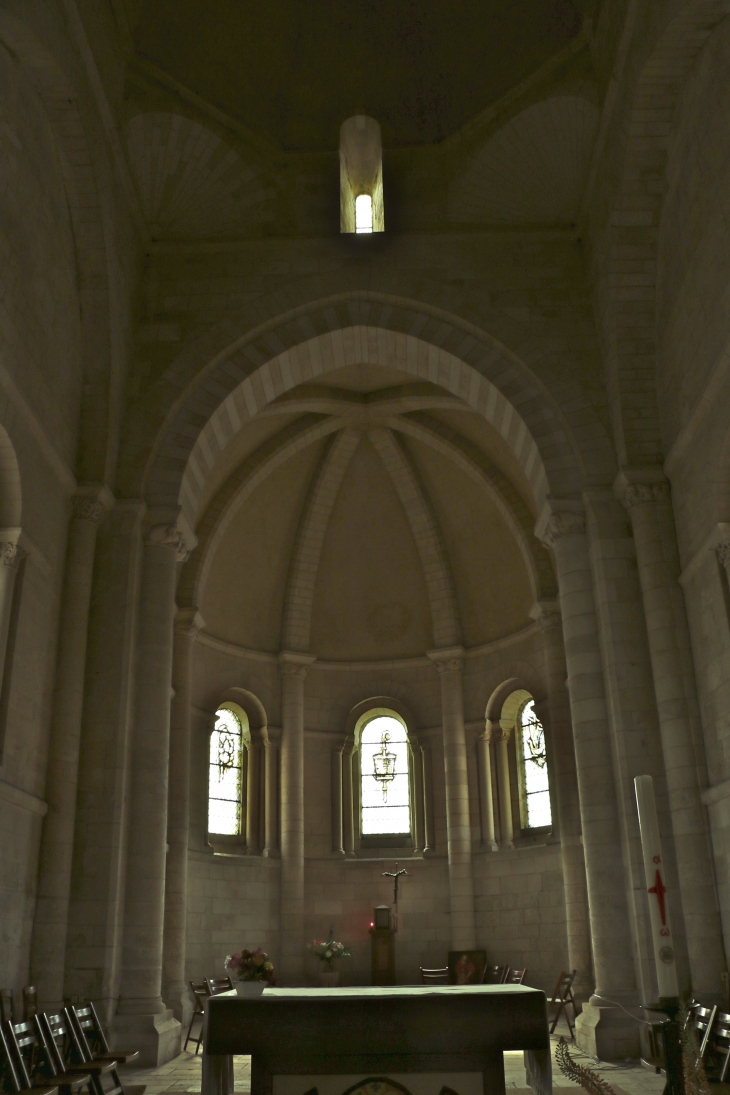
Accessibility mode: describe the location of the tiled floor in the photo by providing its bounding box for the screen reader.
[120,1020,666,1095]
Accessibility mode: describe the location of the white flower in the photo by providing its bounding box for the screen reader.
[325,950,332,958]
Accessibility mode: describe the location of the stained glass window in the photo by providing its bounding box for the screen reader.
[208,706,243,835]
[519,699,552,828]
[361,714,410,835]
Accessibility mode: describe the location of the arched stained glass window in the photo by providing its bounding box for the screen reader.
[518,699,551,829]
[360,714,410,835]
[208,706,244,835]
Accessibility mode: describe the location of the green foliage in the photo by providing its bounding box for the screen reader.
[555,1037,619,1095]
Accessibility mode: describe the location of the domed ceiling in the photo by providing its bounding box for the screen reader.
[195,363,557,662]
[125,0,583,151]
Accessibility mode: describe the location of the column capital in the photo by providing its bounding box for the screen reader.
[529,599,561,629]
[175,608,205,640]
[484,717,511,744]
[278,650,317,678]
[145,507,198,562]
[535,499,585,548]
[613,467,670,511]
[72,483,115,525]
[716,540,730,568]
[0,540,27,569]
[427,645,465,673]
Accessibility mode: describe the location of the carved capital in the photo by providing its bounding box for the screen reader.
[529,599,561,630]
[147,522,191,562]
[175,608,205,640]
[541,511,585,548]
[278,651,316,679]
[0,542,26,569]
[620,481,670,511]
[427,646,465,674]
[279,661,308,679]
[717,540,730,568]
[72,496,106,525]
[485,718,510,744]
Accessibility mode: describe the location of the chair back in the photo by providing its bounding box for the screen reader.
[85,1002,113,1055]
[190,981,211,1013]
[550,970,576,999]
[205,977,233,995]
[0,987,14,1023]
[67,1006,98,1065]
[708,1011,730,1082]
[688,1003,717,1058]
[0,1020,27,1094]
[481,964,505,985]
[23,985,38,1020]
[40,1010,86,1073]
[7,1018,52,1086]
[503,967,527,985]
[419,967,449,984]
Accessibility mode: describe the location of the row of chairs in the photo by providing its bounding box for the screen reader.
[419,964,528,985]
[184,977,234,1055]
[677,1002,730,1082]
[0,1003,138,1095]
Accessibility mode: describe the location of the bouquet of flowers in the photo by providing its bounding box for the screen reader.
[225,947,276,984]
[308,936,351,970]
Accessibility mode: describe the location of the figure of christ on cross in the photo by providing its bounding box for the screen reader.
[382,863,409,930]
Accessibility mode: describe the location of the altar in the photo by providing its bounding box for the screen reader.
[201,985,552,1095]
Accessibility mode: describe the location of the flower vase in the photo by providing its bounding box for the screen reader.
[318,969,339,987]
[235,980,266,997]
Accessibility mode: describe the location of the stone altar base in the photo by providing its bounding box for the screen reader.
[273,1074,485,1095]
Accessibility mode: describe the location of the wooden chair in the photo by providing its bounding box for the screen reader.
[1,986,15,1022]
[205,977,233,996]
[68,1005,139,1066]
[23,987,38,1021]
[705,1009,730,1083]
[38,1012,109,1095]
[0,1021,58,1095]
[6,1018,91,1095]
[184,982,211,1054]
[503,968,527,985]
[480,964,506,985]
[419,968,449,984]
[547,970,577,1037]
[686,1002,717,1059]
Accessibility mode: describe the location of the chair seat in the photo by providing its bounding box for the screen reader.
[47,1071,92,1092]
[18,1088,59,1095]
[92,1051,139,1065]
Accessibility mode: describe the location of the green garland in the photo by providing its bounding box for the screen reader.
[555,1038,619,1095]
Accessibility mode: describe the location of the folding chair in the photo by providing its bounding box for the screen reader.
[503,968,527,985]
[205,978,233,996]
[38,1013,108,1095]
[419,968,449,984]
[6,1019,90,1095]
[0,1020,58,1095]
[184,981,211,1054]
[686,1002,717,1059]
[548,970,577,1037]
[68,1006,138,1066]
[706,1010,730,1083]
[481,964,506,985]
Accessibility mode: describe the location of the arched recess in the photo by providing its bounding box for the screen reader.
[128,292,606,514]
[0,10,120,485]
[215,687,268,733]
[597,0,730,468]
[485,666,546,721]
[0,425,23,529]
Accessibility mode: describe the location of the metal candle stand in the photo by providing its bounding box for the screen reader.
[642,998,683,1095]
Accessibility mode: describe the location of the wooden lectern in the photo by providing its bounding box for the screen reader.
[369,904,395,985]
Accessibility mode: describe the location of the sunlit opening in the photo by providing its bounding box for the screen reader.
[520,699,552,828]
[361,715,410,834]
[355,193,373,234]
[208,707,243,835]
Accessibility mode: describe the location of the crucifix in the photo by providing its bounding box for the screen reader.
[382,863,409,930]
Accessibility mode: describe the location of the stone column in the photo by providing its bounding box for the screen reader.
[162,608,204,1027]
[278,651,315,984]
[342,739,356,857]
[30,487,110,1008]
[428,647,476,950]
[476,729,498,852]
[262,730,279,858]
[537,501,638,1059]
[531,600,592,1002]
[421,742,435,854]
[617,471,726,997]
[331,743,345,856]
[488,719,514,850]
[0,533,25,698]
[246,730,264,855]
[409,736,426,855]
[114,517,190,1065]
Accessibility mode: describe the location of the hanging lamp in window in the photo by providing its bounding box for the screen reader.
[340,115,384,234]
[373,731,397,800]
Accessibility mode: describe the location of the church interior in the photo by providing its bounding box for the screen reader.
[3,0,730,1081]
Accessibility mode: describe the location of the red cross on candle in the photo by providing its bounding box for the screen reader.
[648,869,667,926]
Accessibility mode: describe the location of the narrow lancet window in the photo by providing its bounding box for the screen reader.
[208,706,244,835]
[518,699,551,828]
[355,193,373,233]
[361,714,410,834]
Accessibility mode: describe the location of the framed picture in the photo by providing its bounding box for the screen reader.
[448,949,486,985]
